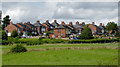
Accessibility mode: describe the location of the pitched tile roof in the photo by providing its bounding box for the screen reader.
[55,25,65,29]
[34,22,46,28]
[73,24,84,29]
[51,22,59,26]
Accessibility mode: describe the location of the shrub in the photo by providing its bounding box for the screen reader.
[40,38,64,44]
[11,30,18,38]
[2,40,8,45]
[18,33,23,38]
[2,30,8,40]
[26,40,43,45]
[26,32,32,36]
[68,39,119,43]
[10,44,27,53]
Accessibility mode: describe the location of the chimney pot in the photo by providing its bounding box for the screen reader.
[10,21,13,25]
[69,22,72,25]
[46,20,49,23]
[54,20,57,23]
[100,23,102,26]
[27,21,30,24]
[82,22,85,25]
[37,20,40,23]
[92,22,95,25]
[61,21,65,25]
[76,21,79,25]
[20,22,23,24]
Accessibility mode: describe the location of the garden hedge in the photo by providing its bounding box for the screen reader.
[68,39,119,43]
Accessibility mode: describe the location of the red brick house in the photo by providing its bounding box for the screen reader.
[34,20,46,35]
[24,21,37,35]
[60,21,76,37]
[4,21,22,36]
[16,22,31,35]
[98,23,106,34]
[73,21,85,35]
[49,25,66,38]
[42,20,54,31]
[88,22,102,36]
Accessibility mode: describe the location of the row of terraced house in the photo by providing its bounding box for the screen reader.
[4,20,107,38]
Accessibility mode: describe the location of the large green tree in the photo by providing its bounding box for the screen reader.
[78,26,93,39]
[2,30,8,40]
[106,22,118,33]
[2,15,11,30]
[11,30,18,38]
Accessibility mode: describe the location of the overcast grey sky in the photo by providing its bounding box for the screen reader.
[1,0,119,25]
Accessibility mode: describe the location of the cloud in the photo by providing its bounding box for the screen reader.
[1,0,120,2]
[52,2,118,25]
[2,2,58,23]
[2,2,118,25]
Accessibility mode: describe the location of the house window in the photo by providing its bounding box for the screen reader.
[58,29,60,33]
[5,30,8,33]
[32,28,33,30]
[61,34,63,36]
[42,28,45,31]
[18,29,20,33]
[50,26,53,29]
[51,30,54,33]
[35,28,37,30]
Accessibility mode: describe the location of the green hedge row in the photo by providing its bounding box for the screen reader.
[2,37,119,45]
[6,38,65,45]
[2,40,9,45]
[68,39,119,43]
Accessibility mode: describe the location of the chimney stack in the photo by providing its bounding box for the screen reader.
[46,20,49,23]
[92,22,95,25]
[27,21,30,24]
[82,22,85,25]
[54,20,57,23]
[61,21,65,25]
[100,23,102,26]
[76,21,79,25]
[10,21,13,25]
[37,20,40,23]
[20,22,23,24]
[69,22,73,25]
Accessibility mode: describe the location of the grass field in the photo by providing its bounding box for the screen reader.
[1,43,119,65]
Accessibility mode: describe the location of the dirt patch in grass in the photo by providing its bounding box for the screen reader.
[28,46,118,52]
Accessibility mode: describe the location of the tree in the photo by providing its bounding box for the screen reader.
[18,33,23,38]
[106,22,118,34]
[26,32,31,36]
[11,30,18,38]
[2,30,8,40]
[2,15,11,30]
[115,31,120,37]
[78,26,93,39]
[45,31,51,38]
[0,10,2,25]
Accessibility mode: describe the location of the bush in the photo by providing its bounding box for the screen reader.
[40,38,64,44]
[26,40,43,45]
[10,44,27,53]
[7,37,19,45]
[2,40,8,45]
[68,39,119,43]
[11,30,18,38]
[78,26,93,39]
[2,30,8,40]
